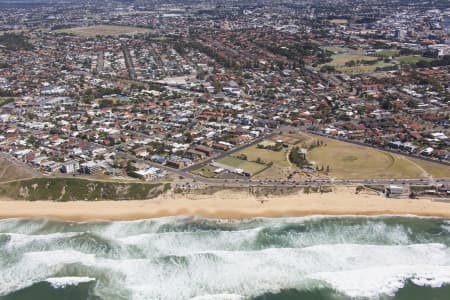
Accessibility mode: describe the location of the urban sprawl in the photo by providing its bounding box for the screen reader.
[0,0,449,196]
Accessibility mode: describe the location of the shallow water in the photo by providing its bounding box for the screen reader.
[1,216,450,300]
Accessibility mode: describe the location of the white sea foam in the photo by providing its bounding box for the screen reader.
[116,218,413,258]
[441,220,450,233]
[3,232,80,249]
[310,265,450,298]
[118,228,262,257]
[2,217,450,299]
[0,250,97,296]
[102,243,450,300]
[190,294,245,300]
[0,218,51,235]
[45,276,95,288]
[90,216,192,237]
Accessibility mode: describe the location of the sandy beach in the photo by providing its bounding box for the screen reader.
[0,187,449,221]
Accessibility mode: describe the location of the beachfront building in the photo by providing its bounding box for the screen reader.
[386,185,404,197]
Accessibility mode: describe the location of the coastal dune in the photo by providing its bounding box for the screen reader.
[1,187,450,221]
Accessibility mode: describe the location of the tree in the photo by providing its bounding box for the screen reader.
[320,65,336,73]
[238,154,247,161]
[27,135,37,146]
[126,161,137,176]
[99,99,113,108]
[185,132,193,143]
[380,99,392,110]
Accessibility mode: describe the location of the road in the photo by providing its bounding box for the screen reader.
[121,44,136,80]
[2,149,449,188]
[5,124,450,190]
[190,178,450,188]
[104,139,450,188]
[96,51,104,74]
[182,132,275,172]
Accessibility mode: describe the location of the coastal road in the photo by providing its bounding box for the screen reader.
[2,146,449,189]
[6,126,450,190]
[184,178,450,188]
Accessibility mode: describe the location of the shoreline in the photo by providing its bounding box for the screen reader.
[1,187,450,221]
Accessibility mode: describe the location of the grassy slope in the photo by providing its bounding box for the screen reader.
[0,178,169,201]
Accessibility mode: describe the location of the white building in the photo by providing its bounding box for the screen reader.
[61,160,80,174]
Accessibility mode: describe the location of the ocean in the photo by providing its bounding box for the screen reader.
[1,216,450,300]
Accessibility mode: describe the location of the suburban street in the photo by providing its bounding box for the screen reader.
[6,124,450,191]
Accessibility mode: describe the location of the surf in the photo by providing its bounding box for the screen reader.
[1,216,450,300]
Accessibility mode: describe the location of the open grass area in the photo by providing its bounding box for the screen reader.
[231,141,293,180]
[397,56,433,65]
[0,177,167,201]
[322,46,347,54]
[328,53,378,66]
[197,136,301,180]
[410,158,450,178]
[305,137,442,179]
[214,133,450,180]
[191,165,217,178]
[320,53,387,74]
[329,19,348,25]
[374,50,399,57]
[0,30,25,36]
[337,61,394,74]
[148,36,169,41]
[237,145,290,167]
[56,25,153,37]
[216,156,268,175]
[0,97,15,107]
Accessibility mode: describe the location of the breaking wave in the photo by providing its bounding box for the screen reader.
[1,216,450,299]
[45,277,96,289]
